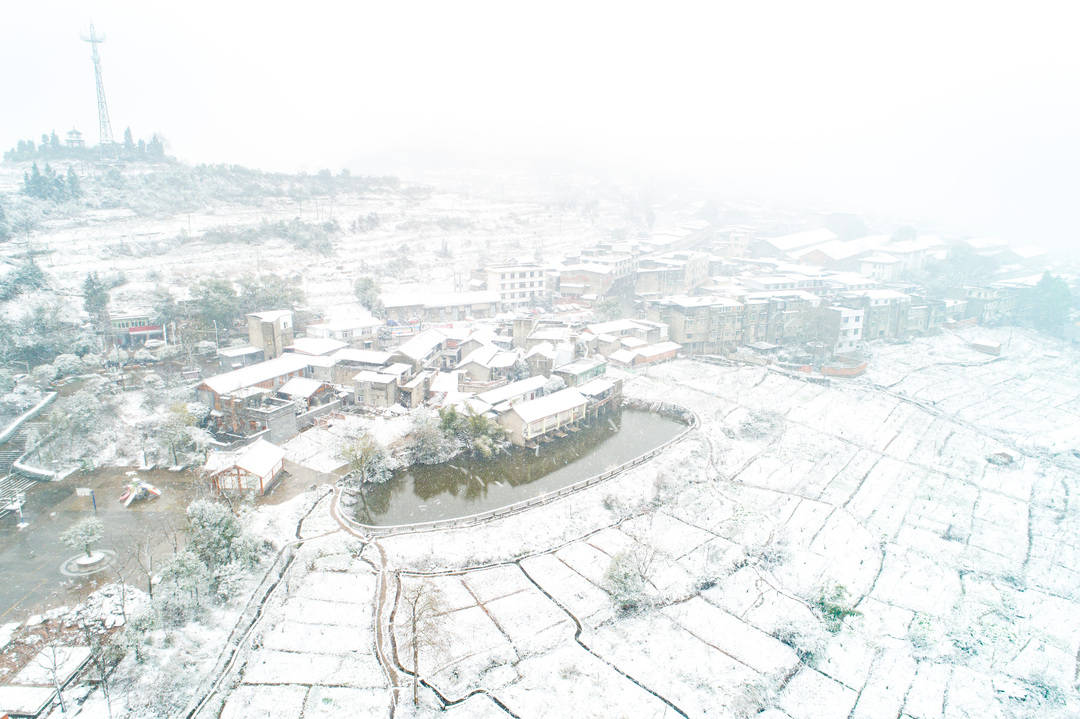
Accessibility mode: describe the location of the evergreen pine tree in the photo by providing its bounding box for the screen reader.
[83,272,110,325]
[0,203,9,242]
[24,163,44,198]
[148,134,164,159]
[66,166,82,199]
[123,127,134,153]
[45,164,64,201]
[50,131,60,150]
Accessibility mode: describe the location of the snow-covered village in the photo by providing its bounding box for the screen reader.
[2,5,1080,719]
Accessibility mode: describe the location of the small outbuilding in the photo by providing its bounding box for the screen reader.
[204,438,286,495]
[498,388,588,446]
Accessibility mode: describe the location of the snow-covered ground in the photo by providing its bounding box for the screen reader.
[1,162,670,317]
[182,329,1080,719]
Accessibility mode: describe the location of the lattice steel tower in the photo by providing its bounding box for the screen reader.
[81,24,114,148]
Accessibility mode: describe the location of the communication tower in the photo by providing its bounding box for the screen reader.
[81,24,115,149]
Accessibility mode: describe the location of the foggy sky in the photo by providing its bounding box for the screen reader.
[3,1,1079,247]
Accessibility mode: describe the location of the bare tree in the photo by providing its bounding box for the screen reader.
[129,522,179,600]
[398,579,446,707]
[112,560,129,624]
[79,623,115,719]
[131,536,156,599]
[38,644,69,714]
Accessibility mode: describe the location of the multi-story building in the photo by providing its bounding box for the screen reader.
[713,226,753,258]
[484,263,551,308]
[498,388,589,446]
[961,286,1007,324]
[635,252,709,297]
[740,291,822,345]
[247,310,294,360]
[579,248,636,280]
[822,306,865,355]
[196,354,313,441]
[305,309,383,348]
[559,248,638,299]
[382,290,500,324]
[857,254,902,282]
[553,357,607,387]
[647,295,744,354]
[836,290,911,340]
[557,263,615,300]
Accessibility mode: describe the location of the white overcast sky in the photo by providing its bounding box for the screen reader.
[2,1,1079,246]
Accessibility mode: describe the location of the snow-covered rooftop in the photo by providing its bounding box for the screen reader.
[585,319,649,335]
[277,377,327,399]
[608,348,639,365]
[248,309,292,322]
[204,438,285,479]
[353,370,399,384]
[637,341,682,357]
[662,295,743,309]
[762,228,838,252]
[331,348,394,366]
[394,329,446,362]
[555,356,606,375]
[429,370,463,394]
[509,388,588,423]
[218,345,262,358]
[859,254,901,264]
[576,377,615,397]
[287,337,348,356]
[475,375,548,406]
[200,355,311,396]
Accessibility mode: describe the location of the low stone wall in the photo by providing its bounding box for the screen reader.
[0,392,57,445]
[297,400,343,430]
[336,400,698,537]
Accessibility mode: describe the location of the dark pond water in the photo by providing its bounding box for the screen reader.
[352,408,685,526]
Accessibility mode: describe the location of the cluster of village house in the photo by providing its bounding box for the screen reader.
[174,222,1053,493]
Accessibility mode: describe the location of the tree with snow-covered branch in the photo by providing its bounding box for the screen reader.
[603,547,657,614]
[61,516,105,558]
[338,431,391,487]
[399,581,447,707]
[408,407,457,465]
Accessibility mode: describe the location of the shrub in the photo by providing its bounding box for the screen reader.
[53,353,82,377]
[603,549,655,614]
[813,584,861,633]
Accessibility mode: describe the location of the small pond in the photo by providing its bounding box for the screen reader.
[352,408,686,526]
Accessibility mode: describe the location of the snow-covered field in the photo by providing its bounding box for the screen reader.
[197,328,1080,719]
